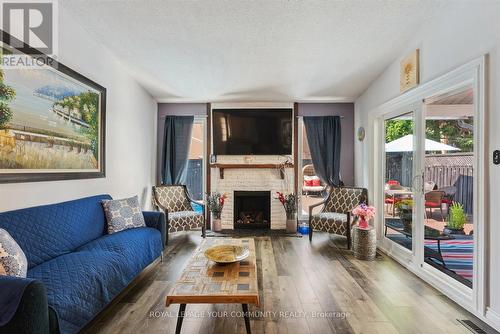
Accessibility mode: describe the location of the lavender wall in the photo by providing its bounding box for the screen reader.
[298,103,355,186]
[156,102,355,186]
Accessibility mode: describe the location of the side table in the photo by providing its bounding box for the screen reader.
[352,225,377,261]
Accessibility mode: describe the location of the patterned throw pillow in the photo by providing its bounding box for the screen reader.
[102,196,146,234]
[0,228,28,277]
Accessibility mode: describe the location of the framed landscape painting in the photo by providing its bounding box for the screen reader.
[0,31,106,183]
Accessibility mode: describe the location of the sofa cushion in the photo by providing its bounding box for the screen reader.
[101,196,146,234]
[0,228,27,277]
[27,227,162,334]
[0,195,111,269]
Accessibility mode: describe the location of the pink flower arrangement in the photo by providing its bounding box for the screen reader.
[352,203,376,229]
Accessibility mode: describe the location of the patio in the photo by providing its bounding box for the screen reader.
[384,205,474,287]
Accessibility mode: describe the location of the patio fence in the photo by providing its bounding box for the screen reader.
[424,154,473,214]
[386,153,474,214]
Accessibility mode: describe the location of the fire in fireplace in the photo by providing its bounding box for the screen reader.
[233,191,271,229]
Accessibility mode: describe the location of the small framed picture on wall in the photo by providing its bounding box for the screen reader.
[400,49,420,92]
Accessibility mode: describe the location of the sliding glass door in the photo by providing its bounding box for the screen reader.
[380,85,479,291]
[421,85,475,288]
[377,57,485,313]
[381,90,476,289]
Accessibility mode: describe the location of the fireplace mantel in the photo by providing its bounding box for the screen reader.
[210,155,294,230]
[210,163,293,179]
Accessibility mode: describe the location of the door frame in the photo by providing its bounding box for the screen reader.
[372,55,487,317]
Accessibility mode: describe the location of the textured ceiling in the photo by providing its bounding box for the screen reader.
[61,0,448,102]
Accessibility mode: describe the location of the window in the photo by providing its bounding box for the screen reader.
[298,118,325,218]
[186,118,206,213]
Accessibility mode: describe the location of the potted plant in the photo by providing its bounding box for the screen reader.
[276,192,297,233]
[444,202,467,235]
[206,192,227,232]
[352,203,376,229]
[393,199,413,233]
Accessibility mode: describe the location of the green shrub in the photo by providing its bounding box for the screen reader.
[447,202,467,229]
[395,199,413,211]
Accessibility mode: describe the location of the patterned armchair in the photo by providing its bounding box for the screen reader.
[308,186,368,249]
[152,185,205,243]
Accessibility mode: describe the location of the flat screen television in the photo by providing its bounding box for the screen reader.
[212,108,293,155]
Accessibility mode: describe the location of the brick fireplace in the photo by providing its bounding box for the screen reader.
[210,156,294,230]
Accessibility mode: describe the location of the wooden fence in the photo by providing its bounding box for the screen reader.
[386,153,474,214]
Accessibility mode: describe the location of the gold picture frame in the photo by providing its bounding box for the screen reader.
[400,49,420,92]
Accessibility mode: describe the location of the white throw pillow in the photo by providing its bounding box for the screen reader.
[0,228,28,277]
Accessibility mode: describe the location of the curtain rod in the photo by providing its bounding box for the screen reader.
[296,115,345,119]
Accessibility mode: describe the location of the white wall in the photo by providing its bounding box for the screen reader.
[0,6,157,211]
[354,1,500,328]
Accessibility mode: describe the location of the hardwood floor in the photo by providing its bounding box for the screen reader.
[83,231,488,334]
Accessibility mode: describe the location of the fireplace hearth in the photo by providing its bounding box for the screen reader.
[234,191,271,229]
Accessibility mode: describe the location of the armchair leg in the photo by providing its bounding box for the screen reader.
[166,220,169,245]
[308,216,313,242]
[347,223,351,250]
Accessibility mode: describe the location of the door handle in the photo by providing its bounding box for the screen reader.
[411,175,420,190]
[411,172,425,193]
[421,173,425,193]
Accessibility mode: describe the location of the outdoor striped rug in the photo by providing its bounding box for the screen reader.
[425,238,473,282]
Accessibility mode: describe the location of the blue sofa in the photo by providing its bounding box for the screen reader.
[0,195,166,334]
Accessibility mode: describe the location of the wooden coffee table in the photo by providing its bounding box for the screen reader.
[166,238,259,334]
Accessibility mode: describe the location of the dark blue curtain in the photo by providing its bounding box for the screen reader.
[304,116,341,186]
[162,116,194,185]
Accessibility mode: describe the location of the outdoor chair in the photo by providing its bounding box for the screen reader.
[302,164,327,196]
[424,181,437,192]
[385,183,404,216]
[425,190,445,221]
[308,186,368,249]
[439,186,457,214]
[152,185,206,243]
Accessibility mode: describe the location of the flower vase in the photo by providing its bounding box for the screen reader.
[286,212,296,233]
[358,218,368,229]
[212,214,222,232]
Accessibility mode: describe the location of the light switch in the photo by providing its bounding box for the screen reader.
[494,150,500,165]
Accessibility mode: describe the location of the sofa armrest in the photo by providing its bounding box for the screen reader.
[142,211,166,248]
[0,276,49,334]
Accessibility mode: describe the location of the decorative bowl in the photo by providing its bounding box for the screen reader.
[204,245,250,264]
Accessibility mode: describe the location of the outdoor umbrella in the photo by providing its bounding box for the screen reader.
[385,134,461,152]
